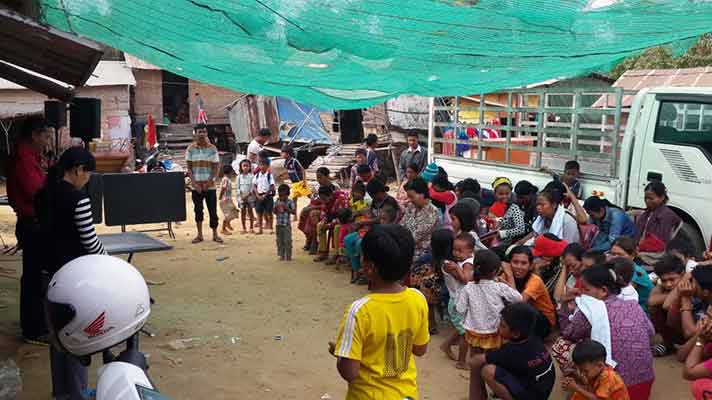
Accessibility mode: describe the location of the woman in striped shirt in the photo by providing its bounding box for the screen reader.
[36,146,104,400]
[38,146,105,274]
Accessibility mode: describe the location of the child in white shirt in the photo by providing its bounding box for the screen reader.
[236,159,255,233]
[441,232,475,370]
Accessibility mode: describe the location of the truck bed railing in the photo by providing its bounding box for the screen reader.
[428,88,636,177]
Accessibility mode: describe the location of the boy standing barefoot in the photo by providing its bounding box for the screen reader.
[330,224,430,399]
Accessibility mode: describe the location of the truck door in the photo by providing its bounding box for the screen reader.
[634,94,712,252]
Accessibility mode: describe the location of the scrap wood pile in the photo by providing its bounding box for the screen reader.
[305,144,360,189]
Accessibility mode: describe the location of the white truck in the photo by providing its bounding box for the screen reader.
[427,87,712,255]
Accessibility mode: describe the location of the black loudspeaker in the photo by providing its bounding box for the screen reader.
[70,97,101,140]
[44,101,67,128]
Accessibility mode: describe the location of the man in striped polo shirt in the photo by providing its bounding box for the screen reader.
[186,123,222,243]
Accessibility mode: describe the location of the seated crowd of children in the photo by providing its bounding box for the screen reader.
[230,133,712,399]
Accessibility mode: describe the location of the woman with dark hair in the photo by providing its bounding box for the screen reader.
[429,172,457,231]
[299,167,340,252]
[455,178,481,200]
[401,177,440,260]
[519,187,581,245]
[569,193,634,252]
[553,243,586,303]
[489,177,529,248]
[514,180,538,225]
[410,229,452,335]
[449,202,486,250]
[634,180,681,252]
[609,237,654,314]
[552,265,655,400]
[36,146,106,400]
[312,184,349,263]
[37,147,106,271]
[501,245,556,339]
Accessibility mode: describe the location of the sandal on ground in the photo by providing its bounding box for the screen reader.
[23,335,50,347]
[191,237,203,244]
[213,236,224,244]
[652,343,670,357]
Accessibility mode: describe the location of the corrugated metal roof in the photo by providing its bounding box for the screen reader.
[227,95,280,143]
[597,67,712,107]
[0,61,135,90]
[0,7,102,87]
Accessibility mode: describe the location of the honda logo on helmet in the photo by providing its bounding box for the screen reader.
[84,312,114,338]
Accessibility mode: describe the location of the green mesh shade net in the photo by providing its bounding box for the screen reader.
[41,0,712,109]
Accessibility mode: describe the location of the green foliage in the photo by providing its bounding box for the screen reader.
[611,34,712,80]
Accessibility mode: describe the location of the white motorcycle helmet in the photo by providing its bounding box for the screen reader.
[46,255,151,357]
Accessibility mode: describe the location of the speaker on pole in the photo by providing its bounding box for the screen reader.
[70,97,101,141]
[44,101,67,129]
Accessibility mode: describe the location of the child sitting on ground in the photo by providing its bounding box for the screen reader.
[441,233,475,370]
[667,238,712,273]
[563,339,630,400]
[397,163,419,207]
[330,208,353,266]
[456,249,523,354]
[236,159,256,234]
[273,184,296,261]
[469,302,556,400]
[218,165,239,236]
[330,224,430,400]
[345,205,398,285]
[355,164,374,186]
[335,181,371,267]
[647,254,685,357]
[350,148,370,188]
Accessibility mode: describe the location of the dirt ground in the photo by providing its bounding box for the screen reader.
[0,195,692,400]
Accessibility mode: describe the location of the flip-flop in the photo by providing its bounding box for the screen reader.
[213,237,224,244]
[652,343,669,357]
[191,237,203,244]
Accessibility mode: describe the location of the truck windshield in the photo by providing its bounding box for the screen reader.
[655,100,712,158]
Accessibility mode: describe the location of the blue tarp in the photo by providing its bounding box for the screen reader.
[276,97,332,145]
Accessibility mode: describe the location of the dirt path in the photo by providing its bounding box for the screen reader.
[0,200,691,399]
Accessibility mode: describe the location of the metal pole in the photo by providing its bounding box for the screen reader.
[611,88,623,176]
[570,90,581,161]
[427,97,435,163]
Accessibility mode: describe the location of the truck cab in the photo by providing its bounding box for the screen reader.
[624,87,712,254]
[428,87,712,255]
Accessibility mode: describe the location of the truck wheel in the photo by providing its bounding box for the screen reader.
[676,222,706,258]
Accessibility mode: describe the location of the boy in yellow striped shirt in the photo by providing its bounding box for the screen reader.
[329,224,430,400]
